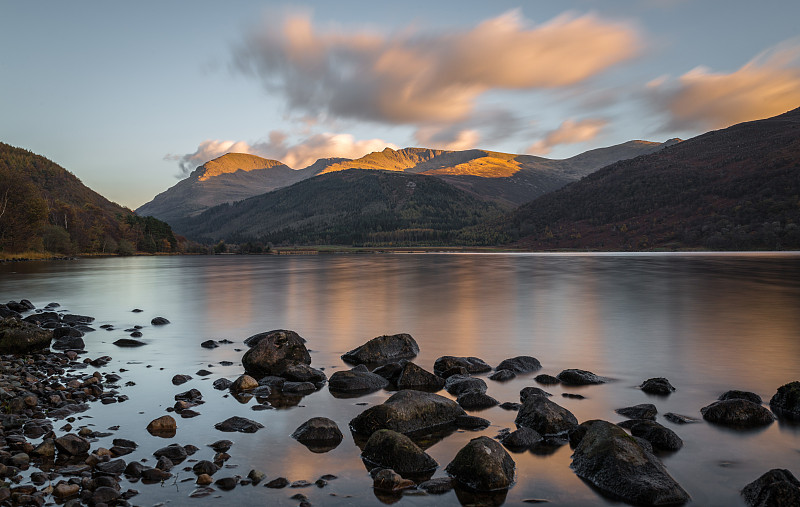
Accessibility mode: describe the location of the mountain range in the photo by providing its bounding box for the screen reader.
[136,140,676,225]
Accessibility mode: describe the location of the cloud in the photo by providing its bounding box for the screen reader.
[414,126,481,151]
[232,9,639,125]
[166,132,397,175]
[526,118,608,155]
[649,40,800,131]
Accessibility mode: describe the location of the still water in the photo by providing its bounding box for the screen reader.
[1,253,799,506]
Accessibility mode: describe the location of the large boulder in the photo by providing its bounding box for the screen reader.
[515,394,578,436]
[396,362,445,391]
[769,381,800,420]
[328,365,389,394]
[0,318,52,353]
[495,356,542,373]
[557,369,607,386]
[701,399,775,428]
[570,420,690,505]
[241,330,311,378]
[742,469,800,507]
[291,417,343,453]
[350,390,466,436]
[433,356,492,377]
[341,333,419,365]
[361,429,438,477]
[446,436,515,491]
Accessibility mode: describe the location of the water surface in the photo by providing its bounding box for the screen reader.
[1,253,799,506]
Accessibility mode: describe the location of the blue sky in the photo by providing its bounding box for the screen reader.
[2,1,799,209]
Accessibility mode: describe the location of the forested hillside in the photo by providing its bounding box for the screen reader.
[0,143,183,255]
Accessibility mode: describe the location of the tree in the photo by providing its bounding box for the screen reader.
[214,240,227,254]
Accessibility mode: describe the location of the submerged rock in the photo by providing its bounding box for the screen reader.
[664,413,700,424]
[701,399,775,428]
[445,375,488,396]
[0,318,52,353]
[396,362,445,391]
[433,356,492,377]
[341,333,419,365]
[719,390,762,404]
[495,356,542,373]
[497,426,542,450]
[291,417,343,453]
[361,429,438,477]
[520,387,553,401]
[372,468,416,492]
[350,390,466,436]
[742,468,800,507]
[769,381,800,420]
[622,420,683,451]
[446,436,515,491]
[112,338,145,347]
[515,394,578,436]
[151,317,170,325]
[282,363,328,384]
[615,403,657,421]
[570,420,690,506]
[457,392,499,411]
[146,415,177,437]
[329,366,389,394]
[640,377,676,395]
[534,374,561,385]
[488,369,516,382]
[557,369,607,385]
[241,329,311,378]
[215,416,264,433]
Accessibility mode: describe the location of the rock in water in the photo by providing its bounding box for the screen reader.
[350,390,466,436]
[215,416,264,433]
[241,330,311,378]
[495,356,542,373]
[146,415,177,437]
[361,429,438,477]
[396,362,445,391]
[557,369,607,385]
[640,377,676,395]
[719,390,762,404]
[623,420,683,451]
[328,365,388,394]
[515,393,578,436]
[770,381,800,420]
[291,417,343,453]
[341,333,419,365]
[446,436,515,491]
[742,469,800,507]
[0,318,52,353]
[570,420,689,505]
[445,375,488,396]
[433,356,492,376]
[700,399,775,428]
[615,404,657,421]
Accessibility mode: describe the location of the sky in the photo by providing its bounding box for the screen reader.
[2,1,799,209]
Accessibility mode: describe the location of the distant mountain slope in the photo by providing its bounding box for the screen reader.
[136,153,327,224]
[492,108,800,250]
[176,170,506,246]
[0,143,178,254]
[138,140,674,224]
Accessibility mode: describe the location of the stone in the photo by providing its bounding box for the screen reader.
[770,381,800,419]
[489,369,516,381]
[615,403,657,421]
[640,377,676,395]
[146,415,177,437]
[361,429,438,477]
[570,420,690,506]
[172,374,192,385]
[53,482,80,499]
[195,475,213,486]
[282,381,316,395]
[719,390,763,404]
[242,329,311,377]
[557,369,607,385]
[282,363,327,383]
[265,477,290,488]
[457,392,499,411]
[456,415,491,430]
[418,477,454,494]
[153,443,188,463]
[534,374,561,385]
[112,338,145,347]
[215,416,264,433]
[151,317,170,325]
[0,318,52,353]
[372,468,415,491]
[215,476,238,490]
[208,440,233,452]
[230,374,259,392]
[54,433,90,456]
[498,426,542,449]
[701,399,775,428]
[664,413,700,424]
[396,362,445,391]
[328,367,389,394]
[520,387,553,401]
[193,460,219,476]
[141,467,172,482]
[341,333,419,365]
[742,468,800,507]
[350,390,466,436]
[291,417,343,453]
[445,375,488,396]
[495,356,542,373]
[52,335,86,350]
[623,420,683,451]
[95,459,127,475]
[213,378,233,390]
[248,469,266,485]
[446,436,516,491]
[433,356,492,376]
[515,394,578,436]
[200,340,218,349]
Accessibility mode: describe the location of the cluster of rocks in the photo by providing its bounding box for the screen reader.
[3,298,800,506]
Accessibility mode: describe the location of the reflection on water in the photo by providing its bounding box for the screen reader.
[1,253,799,506]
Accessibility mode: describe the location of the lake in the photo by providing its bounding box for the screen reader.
[1,253,799,506]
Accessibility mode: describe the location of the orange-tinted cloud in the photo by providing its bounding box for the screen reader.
[166,132,397,175]
[526,118,608,155]
[233,10,639,125]
[649,40,800,131]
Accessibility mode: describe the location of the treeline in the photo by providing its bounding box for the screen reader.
[0,142,196,255]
